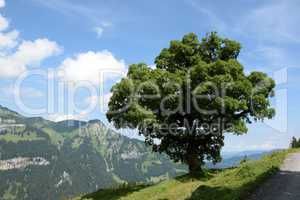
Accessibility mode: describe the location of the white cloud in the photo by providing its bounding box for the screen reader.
[0,30,19,49]
[149,64,156,69]
[0,2,62,78]
[14,39,62,66]
[0,53,26,77]
[0,38,62,78]
[93,22,113,38]
[0,0,5,8]
[0,14,8,31]
[85,92,112,112]
[0,2,18,50]
[58,51,126,84]
[46,112,87,122]
[94,27,104,38]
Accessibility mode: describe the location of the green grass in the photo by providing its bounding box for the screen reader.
[0,133,44,143]
[75,148,299,200]
[41,127,64,147]
[72,184,149,200]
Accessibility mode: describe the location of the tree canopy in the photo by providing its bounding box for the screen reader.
[290,137,300,149]
[107,32,275,173]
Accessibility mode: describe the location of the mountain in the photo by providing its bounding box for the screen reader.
[207,150,273,169]
[0,106,186,200]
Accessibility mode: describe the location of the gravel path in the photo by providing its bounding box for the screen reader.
[248,152,300,200]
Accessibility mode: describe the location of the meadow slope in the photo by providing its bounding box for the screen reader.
[76,149,299,200]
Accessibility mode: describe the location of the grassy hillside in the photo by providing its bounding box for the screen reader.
[0,106,186,200]
[75,148,298,200]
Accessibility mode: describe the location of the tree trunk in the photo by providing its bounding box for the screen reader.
[187,153,202,175]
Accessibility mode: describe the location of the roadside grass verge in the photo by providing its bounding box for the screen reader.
[75,148,299,200]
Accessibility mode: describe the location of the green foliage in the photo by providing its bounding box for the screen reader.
[76,149,298,200]
[290,136,300,148]
[107,32,276,173]
[239,155,249,165]
[41,127,64,147]
[0,132,44,143]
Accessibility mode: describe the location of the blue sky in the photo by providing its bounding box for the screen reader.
[0,0,299,152]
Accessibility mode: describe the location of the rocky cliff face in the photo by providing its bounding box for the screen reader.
[0,106,186,200]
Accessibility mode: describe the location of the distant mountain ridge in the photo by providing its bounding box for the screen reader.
[0,106,186,200]
[207,150,273,169]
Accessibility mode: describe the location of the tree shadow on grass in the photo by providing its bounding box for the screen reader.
[175,168,226,183]
[186,185,234,200]
[185,166,280,200]
[81,184,148,200]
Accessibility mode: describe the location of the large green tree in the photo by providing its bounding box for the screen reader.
[107,32,275,174]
